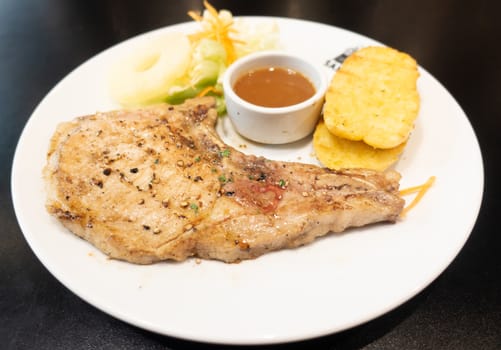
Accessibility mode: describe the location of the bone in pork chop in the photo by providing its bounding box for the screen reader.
[44,97,405,263]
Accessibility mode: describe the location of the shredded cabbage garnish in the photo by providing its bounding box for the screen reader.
[188,2,242,65]
[177,1,279,113]
[232,18,280,58]
[188,1,280,64]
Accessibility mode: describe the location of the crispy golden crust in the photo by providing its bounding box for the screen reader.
[323,46,420,149]
[313,119,406,171]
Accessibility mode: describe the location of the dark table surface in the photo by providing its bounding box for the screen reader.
[2,1,500,349]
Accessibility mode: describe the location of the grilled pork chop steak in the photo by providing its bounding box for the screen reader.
[44,97,405,263]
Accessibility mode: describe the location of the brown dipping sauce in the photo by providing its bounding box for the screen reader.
[233,67,315,108]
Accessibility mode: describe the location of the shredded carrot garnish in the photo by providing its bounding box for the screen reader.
[187,1,243,65]
[197,85,218,97]
[203,0,218,17]
[187,10,203,22]
[399,176,436,217]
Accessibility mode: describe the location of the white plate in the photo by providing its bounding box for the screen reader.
[11,17,483,345]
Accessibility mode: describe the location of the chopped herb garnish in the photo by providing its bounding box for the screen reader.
[219,149,231,158]
[278,179,286,188]
[194,156,201,162]
[154,158,159,164]
[218,175,227,183]
[190,203,199,214]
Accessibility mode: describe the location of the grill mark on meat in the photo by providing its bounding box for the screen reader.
[44,97,405,264]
